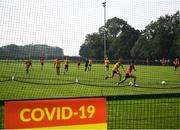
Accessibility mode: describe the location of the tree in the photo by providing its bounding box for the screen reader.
[106,17,130,38]
[131,11,180,59]
[79,43,90,59]
[0,44,64,59]
[80,11,180,60]
[79,17,140,59]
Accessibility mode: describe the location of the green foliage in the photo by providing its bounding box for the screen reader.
[0,44,64,59]
[80,11,180,60]
[79,17,140,59]
[132,11,180,59]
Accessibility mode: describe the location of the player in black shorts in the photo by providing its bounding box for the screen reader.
[85,59,89,71]
[118,61,138,86]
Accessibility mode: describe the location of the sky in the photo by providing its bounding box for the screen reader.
[0,0,180,56]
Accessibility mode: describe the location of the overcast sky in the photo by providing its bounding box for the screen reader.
[0,0,180,56]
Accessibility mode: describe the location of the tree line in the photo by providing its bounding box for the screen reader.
[0,44,64,59]
[79,11,180,60]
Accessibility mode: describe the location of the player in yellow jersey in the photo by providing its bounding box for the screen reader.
[104,57,110,71]
[105,59,124,81]
[118,60,138,86]
[64,58,69,74]
[54,58,61,75]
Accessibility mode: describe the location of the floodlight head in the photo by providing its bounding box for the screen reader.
[102,2,106,7]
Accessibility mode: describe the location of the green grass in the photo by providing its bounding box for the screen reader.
[0,61,180,129]
[0,61,180,100]
[108,98,180,129]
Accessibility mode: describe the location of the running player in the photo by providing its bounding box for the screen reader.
[25,58,32,73]
[105,59,124,81]
[64,58,69,74]
[54,58,61,75]
[173,58,179,74]
[77,58,81,70]
[104,57,110,71]
[40,57,45,70]
[118,60,138,86]
[88,58,93,71]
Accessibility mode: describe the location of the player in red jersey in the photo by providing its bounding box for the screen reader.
[77,58,81,70]
[161,58,167,66]
[25,58,32,73]
[40,57,45,70]
[173,58,180,74]
[118,60,138,86]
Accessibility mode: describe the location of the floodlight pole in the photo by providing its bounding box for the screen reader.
[102,2,107,59]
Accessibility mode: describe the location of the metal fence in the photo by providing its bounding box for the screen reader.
[107,93,180,129]
[0,93,179,129]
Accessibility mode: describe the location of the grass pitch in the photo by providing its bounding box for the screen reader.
[0,61,180,100]
[0,61,180,129]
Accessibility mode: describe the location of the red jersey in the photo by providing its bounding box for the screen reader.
[25,60,32,68]
[77,60,81,65]
[126,64,135,74]
[40,58,44,64]
[173,59,180,66]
